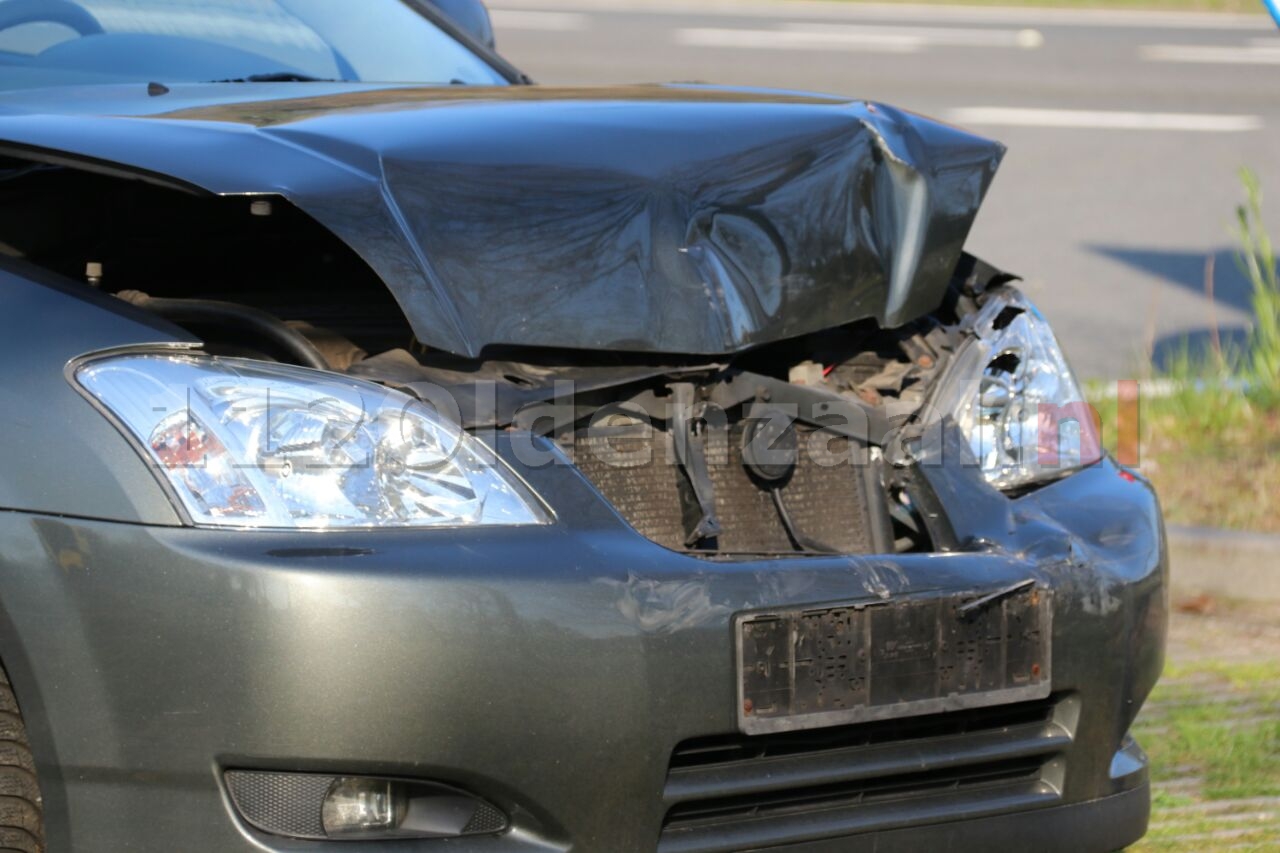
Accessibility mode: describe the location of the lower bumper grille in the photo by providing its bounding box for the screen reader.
[659,697,1074,853]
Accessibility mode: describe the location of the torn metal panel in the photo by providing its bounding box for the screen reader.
[0,83,1004,357]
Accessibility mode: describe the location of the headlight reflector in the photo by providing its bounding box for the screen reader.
[929,289,1101,489]
[76,353,549,529]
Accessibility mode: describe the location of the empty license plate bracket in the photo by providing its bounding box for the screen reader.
[736,584,1052,735]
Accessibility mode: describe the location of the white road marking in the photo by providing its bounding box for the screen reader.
[783,23,1045,49]
[676,24,1043,52]
[490,0,1274,31]
[676,27,919,52]
[1141,43,1280,65]
[489,9,588,31]
[947,107,1262,133]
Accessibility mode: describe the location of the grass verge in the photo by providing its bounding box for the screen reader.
[1089,170,1280,533]
[1130,659,1280,851]
[1090,390,1280,533]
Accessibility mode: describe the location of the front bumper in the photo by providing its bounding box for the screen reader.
[759,776,1150,853]
[0,440,1166,852]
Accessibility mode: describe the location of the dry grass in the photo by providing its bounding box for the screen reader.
[1140,402,1280,534]
[1090,171,1280,534]
[1089,390,1280,533]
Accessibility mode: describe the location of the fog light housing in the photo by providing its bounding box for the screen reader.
[323,776,501,839]
[323,777,406,837]
[225,770,508,840]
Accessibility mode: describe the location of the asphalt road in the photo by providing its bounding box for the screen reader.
[487,0,1280,379]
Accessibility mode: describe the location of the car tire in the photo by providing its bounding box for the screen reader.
[0,665,43,853]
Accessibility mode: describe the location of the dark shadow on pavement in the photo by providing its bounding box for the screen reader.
[1088,245,1256,314]
[1150,326,1251,374]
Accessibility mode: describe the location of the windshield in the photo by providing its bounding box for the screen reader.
[0,0,508,89]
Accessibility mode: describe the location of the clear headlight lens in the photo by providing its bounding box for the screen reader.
[76,353,549,529]
[929,288,1101,490]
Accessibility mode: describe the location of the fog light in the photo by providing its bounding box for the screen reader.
[322,776,505,839]
[225,770,508,840]
[322,778,405,837]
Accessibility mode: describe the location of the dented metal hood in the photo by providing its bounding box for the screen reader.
[0,83,1004,357]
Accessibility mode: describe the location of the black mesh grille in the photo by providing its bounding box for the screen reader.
[666,758,1045,824]
[224,771,509,840]
[225,770,331,839]
[572,428,685,546]
[669,698,1057,769]
[659,697,1070,853]
[570,421,877,555]
[462,800,509,834]
[710,423,872,554]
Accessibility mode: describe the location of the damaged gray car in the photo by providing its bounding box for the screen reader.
[0,1,1166,851]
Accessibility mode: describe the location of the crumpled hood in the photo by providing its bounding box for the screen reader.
[0,83,1004,357]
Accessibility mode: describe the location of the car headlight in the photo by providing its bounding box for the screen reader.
[928,287,1101,490]
[75,353,550,529]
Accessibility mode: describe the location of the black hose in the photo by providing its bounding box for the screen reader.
[119,293,330,371]
[770,487,840,554]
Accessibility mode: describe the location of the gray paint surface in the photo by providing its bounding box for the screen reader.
[0,11,1175,844]
[0,83,1002,358]
[0,272,1167,850]
[0,264,191,525]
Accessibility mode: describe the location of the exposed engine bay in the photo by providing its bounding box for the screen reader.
[2,159,1022,559]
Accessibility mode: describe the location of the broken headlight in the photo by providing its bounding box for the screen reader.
[928,288,1101,490]
[76,353,549,529]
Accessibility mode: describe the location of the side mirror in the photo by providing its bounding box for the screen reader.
[427,0,495,50]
